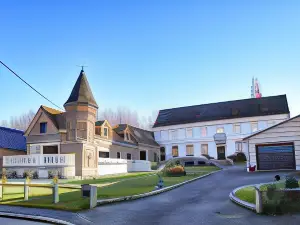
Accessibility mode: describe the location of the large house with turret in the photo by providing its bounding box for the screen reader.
[3,70,159,178]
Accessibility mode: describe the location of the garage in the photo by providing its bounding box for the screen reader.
[244,114,300,172]
[256,143,295,170]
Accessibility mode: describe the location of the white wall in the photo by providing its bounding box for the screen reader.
[127,160,151,172]
[155,114,289,160]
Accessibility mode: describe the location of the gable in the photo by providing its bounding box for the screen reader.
[28,110,59,136]
[246,115,300,141]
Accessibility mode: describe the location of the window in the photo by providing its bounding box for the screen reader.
[117,152,121,159]
[186,128,193,138]
[67,121,75,141]
[95,127,101,135]
[169,130,177,140]
[201,144,208,155]
[103,127,108,137]
[267,121,275,127]
[251,122,258,132]
[201,127,207,137]
[127,153,132,160]
[172,146,179,157]
[235,142,243,152]
[233,124,241,133]
[216,127,224,133]
[40,122,47,133]
[186,145,194,156]
[99,151,109,158]
[77,121,87,139]
[126,133,129,140]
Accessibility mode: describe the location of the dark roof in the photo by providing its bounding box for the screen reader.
[64,70,98,108]
[153,95,290,128]
[243,114,299,140]
[113,124,159,147]
[0,126,26,151]
[41,106,66,130]
[95,120,105,126]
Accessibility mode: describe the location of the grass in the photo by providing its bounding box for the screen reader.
[235,186,256,204]
[67,172,155,185]
[1,170,215,211]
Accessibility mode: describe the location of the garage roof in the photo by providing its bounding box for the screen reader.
[0,126,26,151]
[153,95,290,128]
[243,114,300,140]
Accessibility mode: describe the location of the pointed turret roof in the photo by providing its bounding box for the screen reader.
[64,70,98,108]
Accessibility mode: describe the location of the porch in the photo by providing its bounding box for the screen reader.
[3,154,75,178]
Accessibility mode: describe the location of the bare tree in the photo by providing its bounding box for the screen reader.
[0,110,35,131]
[98,107,156,129]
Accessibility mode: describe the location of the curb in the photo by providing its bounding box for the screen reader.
[0,211,75,225]
[97,170,221,205]
[229,185,256,211]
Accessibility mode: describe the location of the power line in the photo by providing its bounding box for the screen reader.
[0,60,64,110]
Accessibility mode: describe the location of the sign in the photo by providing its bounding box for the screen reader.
[82,184,91,197]
[214,133,227,145]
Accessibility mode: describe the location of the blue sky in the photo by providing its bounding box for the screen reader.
[1,0,300,121]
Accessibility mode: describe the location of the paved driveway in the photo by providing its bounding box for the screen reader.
[0,217,50,224]
[80,166,300,225]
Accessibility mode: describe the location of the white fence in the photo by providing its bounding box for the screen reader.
[3,154,75,167]
[98,158,151,176]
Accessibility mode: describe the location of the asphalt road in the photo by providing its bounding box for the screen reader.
[80,165,300,225]
[0,217,51,224]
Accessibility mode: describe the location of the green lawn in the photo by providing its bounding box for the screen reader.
[67,172,155,185]
[235,186,256,204]
[185,166,221,172]
[2,171,211,211]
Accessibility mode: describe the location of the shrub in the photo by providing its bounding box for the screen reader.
[151,162,158,170]
[7,170,17,179]
[202,154,214,160]
[164,165,186,177]
[285,176,299,189]
[23,170,33,179]
[33,171,39,179]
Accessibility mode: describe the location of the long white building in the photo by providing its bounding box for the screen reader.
[152,95,290,161]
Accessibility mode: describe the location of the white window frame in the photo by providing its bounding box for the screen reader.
[201,127,207,137]
[186,144,194,156]
[233,124,241,133]
[201,144,208,155]
[103,126,109,137]
[117,152,121,159]
[169,130,177,140]
[251,122,258,133]
[216,127,224,133]
[235,142,243,152]
[186,128,193,138]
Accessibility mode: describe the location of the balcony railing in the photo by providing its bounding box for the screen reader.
[3,154,75,167]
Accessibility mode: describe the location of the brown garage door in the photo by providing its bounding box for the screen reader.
[256,143,295,170]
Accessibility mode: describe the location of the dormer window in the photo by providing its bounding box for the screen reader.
[40,122,47,134]
[103,127,108,137]
[125,131,130,141]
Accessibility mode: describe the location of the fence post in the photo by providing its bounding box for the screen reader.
[254,186,262,213]
[90,185,97,209]
[24,179,29,201]
[53,184,59,203]
[0,182,2,200]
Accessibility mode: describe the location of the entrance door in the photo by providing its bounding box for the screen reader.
[217,146,226,160]
[140,151,147,160]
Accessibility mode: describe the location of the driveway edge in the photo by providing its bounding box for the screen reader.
[229,185,256,211]
[0,211,75,225]
[97,170,221,205]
